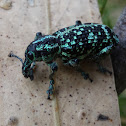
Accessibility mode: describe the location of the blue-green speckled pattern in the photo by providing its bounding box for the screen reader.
[9,21,119,99]
[53,23,119,63]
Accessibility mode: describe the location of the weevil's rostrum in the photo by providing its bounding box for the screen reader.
[9,21,119,99]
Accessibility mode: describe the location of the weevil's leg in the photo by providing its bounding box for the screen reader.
[76,20,82,25]
[46,62,58,99]
[93,45,113,60]
[64,59,93,82]
[96,61,112,75]
[29,68,34,81]
[29,62,36,81]
[64,58,79,67]
[34,32,43,40]
[93,45,113,75]
[31,62,36,69]
[47,79,54,100]
[76,66,93,82]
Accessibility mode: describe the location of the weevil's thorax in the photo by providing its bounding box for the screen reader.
[31,35,60,63]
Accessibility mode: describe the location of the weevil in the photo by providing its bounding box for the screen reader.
[9,20,119,99]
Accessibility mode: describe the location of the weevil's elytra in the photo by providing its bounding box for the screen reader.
[9,20,119,99]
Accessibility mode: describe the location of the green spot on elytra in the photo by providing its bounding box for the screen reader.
[89,32,94,36]
[61,37,65,41]
[62,52,68,56]
[92,43,95,46]
[103,39,108,42]
[94,39,97,42]
[98,32,101,35]
[73,30,77,33]
[61,43,72,49]
[71,41,76,45]
[94,36,98,39]
[80,28,84,30]
[79,42,83,45]
[76,26,80,29]
[88,32,95,39]
[61,43,69,48]
[88,40,92,43]
[113,35,119,43]
[101,47,108,53]
[65,43,69,47]
[107,36,111,39]
[66,39,70,42]
[77,31,82,35]
[102,25,109,35]
[74,36,77,39]
[88,35,94,39]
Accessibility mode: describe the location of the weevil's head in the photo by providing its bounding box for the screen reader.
[22,46,36,79]
[8,50,35,80]
[22,35,60,79]
[9,33,60,81]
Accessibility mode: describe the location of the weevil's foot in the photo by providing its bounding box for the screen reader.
[46,90,53,100]
[8,51,13,57]
[29,69,34,81]
[108,71,112,76]
[50,62,58,72]
[34,32,43,40]
[46,89,53,96]
[47,94,51,100]
[30,75,34,81]
[89,78,93,83]
[76,20,82,25]
[81,72,93,82]
[46,79,54,100]
[98,67,112,76]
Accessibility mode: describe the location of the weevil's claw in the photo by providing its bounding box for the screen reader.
[89,78,93,83]
[81,72,93,82]
[30,75,34,81]
[97,67,112,76]
[29,69,34,81]
[46,89,53,100]
[8,51,13,57]
[46,79,54,100]
[109,71,112,76]
[47,94,51,100]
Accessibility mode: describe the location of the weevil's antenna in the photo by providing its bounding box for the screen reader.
[8,51,23,65]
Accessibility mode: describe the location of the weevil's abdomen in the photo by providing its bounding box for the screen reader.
[54,23,119,62]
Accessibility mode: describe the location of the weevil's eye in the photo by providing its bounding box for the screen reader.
[36,32,42,37]
[28,52,34,60]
